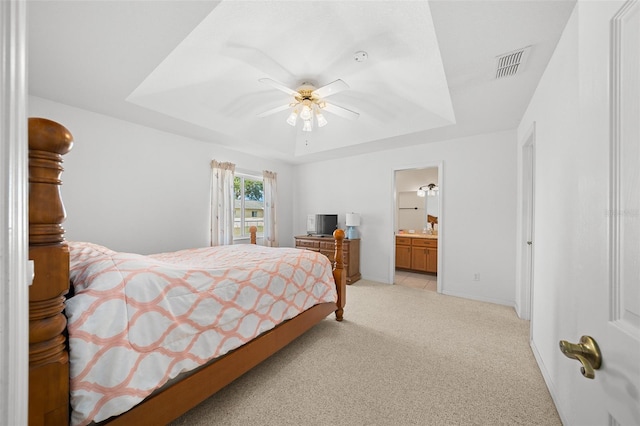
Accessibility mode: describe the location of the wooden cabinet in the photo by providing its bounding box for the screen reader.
[410,238,438,273]
[428,245,438,273]
[294,235,361,284]
[396,236,438,273]
[395,237,412,269]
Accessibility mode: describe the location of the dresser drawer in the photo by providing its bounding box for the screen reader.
[411,238,437,248]
[320,249,348,265]
[294,235,361,284]
[320,240,349,252]
[296,239,319,249]
[320,241,334,250]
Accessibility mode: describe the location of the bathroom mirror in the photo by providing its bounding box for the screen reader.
[396,167,439,233]
[426,192,439,231]
[397,191,439,232]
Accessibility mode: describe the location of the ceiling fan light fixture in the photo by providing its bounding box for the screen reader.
[258,78,359,132]
[300,103,312,121]
[316,111,328,127]
[286,109,298,126]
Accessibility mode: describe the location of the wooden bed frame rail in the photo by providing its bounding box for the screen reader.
[27,117,346,425]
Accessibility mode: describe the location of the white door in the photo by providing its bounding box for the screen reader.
[604,2,640,423]
[560,2,640,424]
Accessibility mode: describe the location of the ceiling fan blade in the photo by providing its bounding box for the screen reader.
[221,43,296,82]
[322,102,360,121]
[312,79,350,99]
[257,103,292,118]
[258,78,299,97]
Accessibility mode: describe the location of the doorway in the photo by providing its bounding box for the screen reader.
[393,164,442,292]
[519,125,535,320]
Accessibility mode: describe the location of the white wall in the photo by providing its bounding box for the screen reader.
[294,130,518,306]
[29,96,295,254]
[516,10,580,423]
[29,98,518,307]
[516,1,623,423]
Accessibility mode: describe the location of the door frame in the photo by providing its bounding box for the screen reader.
[391,161,444,292]
[0,0,29,424]
[517,123,536,321]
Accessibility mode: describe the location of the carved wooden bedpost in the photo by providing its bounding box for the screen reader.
[249,226,257,245]
[28,118,73,425]
[332,229,346,321]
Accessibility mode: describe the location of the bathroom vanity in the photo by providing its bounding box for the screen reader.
[395,234,438,273]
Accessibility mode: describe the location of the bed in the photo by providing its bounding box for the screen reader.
[27,117,346,425]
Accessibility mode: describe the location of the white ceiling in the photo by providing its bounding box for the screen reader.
[27,0,576,165]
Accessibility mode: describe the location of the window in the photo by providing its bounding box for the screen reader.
[234,174,264,239]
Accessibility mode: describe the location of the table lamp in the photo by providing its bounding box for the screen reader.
[345,213,361,239]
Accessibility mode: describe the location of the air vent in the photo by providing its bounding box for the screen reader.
[495,46,531,79]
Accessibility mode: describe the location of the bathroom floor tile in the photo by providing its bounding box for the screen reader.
[395,270,437,292]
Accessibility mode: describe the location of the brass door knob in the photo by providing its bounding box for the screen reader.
[559,335,602,379]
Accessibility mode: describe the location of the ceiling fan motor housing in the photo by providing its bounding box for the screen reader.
[296,83,317,100]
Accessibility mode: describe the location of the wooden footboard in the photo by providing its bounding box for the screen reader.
[28,118,73,425]
[331,229,346,321]
[27,118,345,425]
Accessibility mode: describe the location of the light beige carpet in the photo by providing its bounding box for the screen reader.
[171,280,560,426]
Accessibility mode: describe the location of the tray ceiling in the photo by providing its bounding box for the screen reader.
[28,0,577,164]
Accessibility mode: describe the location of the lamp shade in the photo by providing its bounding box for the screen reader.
[346,213,361,227]
[316,112,328,127]
[286,110,298,126]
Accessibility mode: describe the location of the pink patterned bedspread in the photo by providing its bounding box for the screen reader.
[65,242,337,425]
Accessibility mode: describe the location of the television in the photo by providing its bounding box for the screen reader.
[307,214,338,236]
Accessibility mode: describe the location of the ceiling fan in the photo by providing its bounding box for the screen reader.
[257,78,360,132]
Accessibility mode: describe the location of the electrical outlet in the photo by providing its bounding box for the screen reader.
[473,273,480,281]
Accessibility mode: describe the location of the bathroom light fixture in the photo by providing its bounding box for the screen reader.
[417,183,438,197]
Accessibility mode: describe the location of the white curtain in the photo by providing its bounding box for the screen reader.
[210,160,235,246]
[262,170,278,247]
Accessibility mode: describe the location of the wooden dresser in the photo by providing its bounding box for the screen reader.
[396,235,438,273]
[294,235,361,284]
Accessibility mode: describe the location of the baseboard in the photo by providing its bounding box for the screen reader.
[530,338,568,425]
[440,289,515,308]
